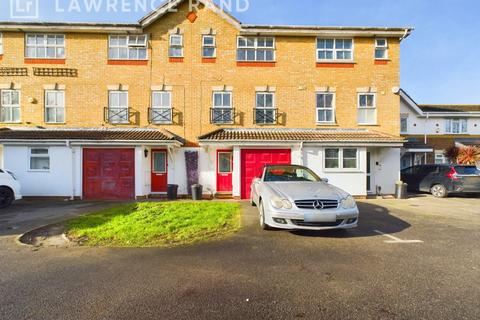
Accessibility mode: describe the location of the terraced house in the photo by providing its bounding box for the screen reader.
[0,0,412,200]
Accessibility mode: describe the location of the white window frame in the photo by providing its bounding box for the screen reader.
[108,35,148,60]
[44,90,65,124]
[25,34,65,59]
[213,91,232,108]
[211,91,234,124]
[400,115,408,133]
[0,33,3,55]
[169,34,184,57]
[29,147,50,172]
[316,92,336,124]
[1,90,21,123]
[434,150,448,164]
[375,38,388,60]
[151,91,172,124]
[357,93,377,125]
[108,91,129,124]
[445,119,467,134]
[202,35,216,58]
[316,38,354,62]
[324,148,359,171]
[237,36,276,62]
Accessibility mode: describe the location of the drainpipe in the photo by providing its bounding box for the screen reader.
[424,113,429,164]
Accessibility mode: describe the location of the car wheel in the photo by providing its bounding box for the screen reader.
[259,201,272,231]
[0,187,14,209]
[431,184,448,198]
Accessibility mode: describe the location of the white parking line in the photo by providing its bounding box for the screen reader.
[374,230,423,244]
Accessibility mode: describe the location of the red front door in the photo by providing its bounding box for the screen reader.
[83,148,135,200]
[217,150,233,193]
[151,150,168,193]
[241,149,291,199]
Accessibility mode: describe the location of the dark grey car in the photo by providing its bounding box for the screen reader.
[401,165,480,198]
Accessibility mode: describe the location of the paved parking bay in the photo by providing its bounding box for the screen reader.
[0,196,479,320]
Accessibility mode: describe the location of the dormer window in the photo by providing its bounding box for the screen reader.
[109,35,147,60]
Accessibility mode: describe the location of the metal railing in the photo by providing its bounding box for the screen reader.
[148,107,173,124]
[104,107,131,124]
[254,108,278,125]
[210,108,235,124]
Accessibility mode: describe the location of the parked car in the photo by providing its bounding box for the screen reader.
[250,165,359,231]
[401,164,480,198]
[0,169,22,208]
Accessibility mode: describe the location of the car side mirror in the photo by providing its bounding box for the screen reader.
[322,178,329,183]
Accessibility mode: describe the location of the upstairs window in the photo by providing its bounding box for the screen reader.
[211,91,233,124]
[150,91,172,124]
[375,38,388,59]
[26,34,65,59]
[357,93,377,125]
[445,119,467,134]
[108,35,147,60]
[45,90,65,123]
[401,115,408,133]
[316,93,335,123]
[29,148,50,171]
[1,90,20,123]
[169,34,184,57]
[317,38,353,61]
[108,91,129,124]
[202,35,216,58]
[255,92,276,124]
[237,37,275,62]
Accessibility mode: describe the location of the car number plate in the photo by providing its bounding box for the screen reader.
[304,212,337,223]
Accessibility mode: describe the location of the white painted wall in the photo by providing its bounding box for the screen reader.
[302,146,367,196]
[401,98,480,136]
[370,147,401,195]
[3,145,82,197]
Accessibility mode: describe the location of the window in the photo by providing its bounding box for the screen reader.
[316,93,335,123]
[0,33,3,55]
[237,37,275,62]
[401,115,408,133]
[26,34,65,59]
[169,34,183,57]
[357,93,377,125]
[445,119,467,134]
[108,35,147,60]
[108,91,129,123]
[218,152,232,173]
[317,38,353,61]
[1,90,20,123]
[324,148,358,170]
[212,91,233,124]
[45,90,65,123]
[255,92,276,124]
[435,151,448,164]
[202,35,216,58]
[29,148,50,171]
[151,91,172,124]
[375,38,388,59]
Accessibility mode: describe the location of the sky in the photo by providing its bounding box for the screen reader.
[1,0,480,105]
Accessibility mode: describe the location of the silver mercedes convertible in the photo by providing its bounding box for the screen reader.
[250,165,359,231]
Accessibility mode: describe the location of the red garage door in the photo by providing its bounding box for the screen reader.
[83,148,135,200]
[241,149,291,199]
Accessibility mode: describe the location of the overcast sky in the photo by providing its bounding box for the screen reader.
[1,0,479,104]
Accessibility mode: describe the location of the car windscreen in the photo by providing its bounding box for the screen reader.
[455,166,480,175]
[264,166,321,182]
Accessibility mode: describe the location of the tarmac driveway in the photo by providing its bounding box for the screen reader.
[0,196,479,320]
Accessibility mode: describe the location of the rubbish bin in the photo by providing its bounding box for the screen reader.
[395,181,408,199]
[191,184,203,201]
[167,184,179,200]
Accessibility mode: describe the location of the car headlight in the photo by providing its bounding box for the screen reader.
[340,196,356,209]
[270,196,292,209]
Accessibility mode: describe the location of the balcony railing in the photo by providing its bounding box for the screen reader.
[210,108,235,124]
[149,107,173,124]
[254,108,278,125]
[104,107,131,124]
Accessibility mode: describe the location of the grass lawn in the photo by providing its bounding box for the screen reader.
[65,201,241,248]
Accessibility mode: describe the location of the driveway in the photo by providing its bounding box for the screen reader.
[0,197,479,320]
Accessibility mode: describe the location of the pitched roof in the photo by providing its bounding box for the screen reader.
[419,105,480,113]
[198,128,404,144]
[0,128,184,143]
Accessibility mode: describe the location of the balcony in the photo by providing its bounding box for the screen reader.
[210,108,235,125]
[104,107,133,124]
[149,107,173,124]
[254,108,278,125]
